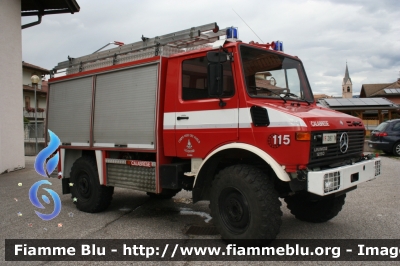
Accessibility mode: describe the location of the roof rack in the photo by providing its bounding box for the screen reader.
[53,22,228,75]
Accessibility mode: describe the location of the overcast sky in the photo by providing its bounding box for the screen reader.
[22,0,400,96]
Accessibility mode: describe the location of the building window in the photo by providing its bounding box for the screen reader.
[347,87,350,92]
[181,56,234,100]
[25,96,30,108]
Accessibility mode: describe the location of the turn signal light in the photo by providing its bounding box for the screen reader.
[296,132,311,141]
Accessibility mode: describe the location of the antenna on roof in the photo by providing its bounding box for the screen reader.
[232,9,264,43]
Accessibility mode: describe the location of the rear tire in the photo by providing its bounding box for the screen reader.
[392,142,400,156]
[209,165,282,241]
[70,156,114,213]
[285,193,346,223]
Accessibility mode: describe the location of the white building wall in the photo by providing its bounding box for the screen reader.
[22,70,32,85]
[0,0,25,173]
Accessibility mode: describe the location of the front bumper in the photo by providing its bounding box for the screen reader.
[307,158,381,196]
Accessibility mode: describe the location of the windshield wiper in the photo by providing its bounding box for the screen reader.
[282,92,311,106]
[250,86,312,105]
[249,86,286,103]
[283,92,299,98]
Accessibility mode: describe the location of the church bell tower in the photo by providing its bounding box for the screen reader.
[342,63,353,98]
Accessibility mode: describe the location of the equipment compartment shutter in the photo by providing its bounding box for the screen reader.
[94,64,158,148]
[47,77,92,144]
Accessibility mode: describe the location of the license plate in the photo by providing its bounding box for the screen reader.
[323,133,336,144]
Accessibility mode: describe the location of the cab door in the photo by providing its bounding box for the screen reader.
[174,52,238,158]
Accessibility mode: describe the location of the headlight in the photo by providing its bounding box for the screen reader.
[324,171,340,193]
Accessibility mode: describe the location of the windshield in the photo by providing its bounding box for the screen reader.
[240,45,314,102]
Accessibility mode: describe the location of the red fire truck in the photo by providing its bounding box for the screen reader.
[47,22,381,241]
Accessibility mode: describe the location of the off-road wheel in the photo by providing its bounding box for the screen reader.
[209,165,282,241]
[392,142,400,156]
[147,189,181,199]
[70,156,114,213]
[285,193,346,223]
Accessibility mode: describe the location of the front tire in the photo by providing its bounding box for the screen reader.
[285,193,346,223]
[70,156,114,213]
[210,165,282,241]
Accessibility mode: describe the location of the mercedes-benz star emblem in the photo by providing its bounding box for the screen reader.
[339,132,349,153]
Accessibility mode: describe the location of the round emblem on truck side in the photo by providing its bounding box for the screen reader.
[339,132,349,153]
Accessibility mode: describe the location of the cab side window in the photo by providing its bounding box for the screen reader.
[182,56,234,100]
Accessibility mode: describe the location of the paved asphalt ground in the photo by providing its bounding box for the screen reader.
[1,155,399,265]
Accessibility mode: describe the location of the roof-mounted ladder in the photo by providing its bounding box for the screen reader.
[53,22,228,75]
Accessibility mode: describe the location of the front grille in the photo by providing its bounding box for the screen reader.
[309,130,364,166]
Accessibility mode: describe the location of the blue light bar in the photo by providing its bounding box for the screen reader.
[226,27,238,39]
[274,40,284,51]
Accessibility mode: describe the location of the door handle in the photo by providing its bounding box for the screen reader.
[177,116,189,120]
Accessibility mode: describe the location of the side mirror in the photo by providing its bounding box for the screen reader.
[207,63,223,97]
[207,51,227,63]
